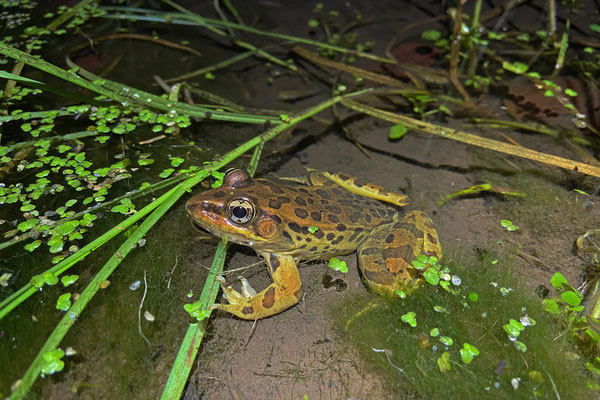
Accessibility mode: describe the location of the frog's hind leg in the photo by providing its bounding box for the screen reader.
[357,211,442,296]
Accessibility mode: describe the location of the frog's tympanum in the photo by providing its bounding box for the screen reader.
[185,169,441,320]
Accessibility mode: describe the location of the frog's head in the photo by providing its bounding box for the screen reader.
[185,169,284,250]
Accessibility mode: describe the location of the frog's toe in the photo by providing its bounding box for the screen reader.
[238,276,258,297]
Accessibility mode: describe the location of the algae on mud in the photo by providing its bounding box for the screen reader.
[333,248,594,399]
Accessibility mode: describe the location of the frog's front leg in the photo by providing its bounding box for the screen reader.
[214,254,303,320]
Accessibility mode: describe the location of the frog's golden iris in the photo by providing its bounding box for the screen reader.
[186,169,441,320]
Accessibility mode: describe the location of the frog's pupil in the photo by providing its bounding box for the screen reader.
[233,206,247,219]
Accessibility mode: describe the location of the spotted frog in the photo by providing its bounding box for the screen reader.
[185,169,441,320]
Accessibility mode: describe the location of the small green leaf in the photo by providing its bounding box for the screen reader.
[389,124,408,140]
[17,218,39,232]
[514,340,527,352]
[437,351,451,372]
[184,300,209,320]
[564,88,577,97]
[460,343,479,364]
[41,348,65,376]
[424,267,440,285]
[430,328,440,337]
[503,323,520,337]
[61,275,79,287]
[308,225,318,234]
[308,19,319,28]
[43,272,58,286]
[394,289,406,299]
[422,30,442,41]
[550,272,568,289]
[502,61,528,74]
[439,336,453,346]
[561,290,581,307]
[56,293,72,311]
[590,24,600,33]
[24,239,42,252]
[31,274,45,288]
[328,257,348,273]
[159,168,174,178]
[468,292,479,302]
[542,299,560,314]
[401,311,417,327]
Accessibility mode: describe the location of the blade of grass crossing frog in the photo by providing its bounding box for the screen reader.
[161,238,228,400]
[162,144,263,399]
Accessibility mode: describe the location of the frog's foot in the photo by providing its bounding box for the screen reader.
[358,210,442,296]
[214,255,303,320]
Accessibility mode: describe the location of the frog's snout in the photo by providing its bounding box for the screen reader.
[185,198,198,216]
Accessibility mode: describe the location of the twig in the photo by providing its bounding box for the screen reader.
[138,270,152,346]
[167,256,178,289]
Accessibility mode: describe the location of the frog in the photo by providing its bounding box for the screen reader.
[185,168,442,320]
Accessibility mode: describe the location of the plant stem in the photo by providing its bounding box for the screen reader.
[342,98,600,178]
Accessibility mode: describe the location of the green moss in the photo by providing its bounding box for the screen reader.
[333,249,594,399]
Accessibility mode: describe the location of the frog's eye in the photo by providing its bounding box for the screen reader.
[227,199,255,224]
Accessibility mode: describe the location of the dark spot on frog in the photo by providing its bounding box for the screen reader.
[296,235,303,241]
[331,235,344,245]
[241,306,254,315]
[293,288,303,300]
[325,205,341,213]
[313,229,324,239]
[262,287,276,308]
[377,208,388,217]
[271,214,282,224]
[200,201,223,215]
[298,188,309,193]
[309,246,318,252]
[315,189,330,198]
[307,198,314,205]
[338,173,350,180]
[294,196,307,206]
[326,233,335,241]
[361,247,380,256]
[288,222,307,234]
[362,269,394,285]
[365,215,372,223]
[385,233,395,243]
[320,199,329,205]
[305,237,312,242]
[353,179,366,188]
[331,188,342,195]
[349,228,364,242]
[212,191,225,198]
[427,232,438,245]
[336,223,347,232]
[268,196,291,209]
[339,199,353,206]
[282,230,292,241]
[383,245,412,260]
[262,181,284,194]
[349,212,360,223]
[294,208,308,219]
[311,212,321,222]
[269,254,280,271]
[231,179,253,189]
[327,214,339,223]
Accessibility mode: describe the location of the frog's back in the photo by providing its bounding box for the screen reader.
[253,178,397,258]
